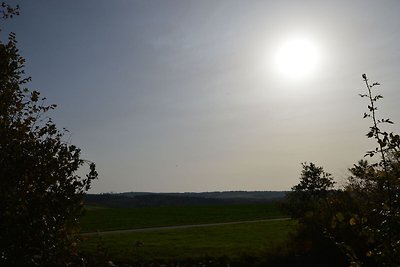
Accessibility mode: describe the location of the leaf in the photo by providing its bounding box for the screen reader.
[336,212,344,222]
[364,151,375,157]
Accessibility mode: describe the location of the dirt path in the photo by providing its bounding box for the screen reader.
[82,217,291,236]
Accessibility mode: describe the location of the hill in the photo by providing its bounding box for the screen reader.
[84,191,286,208]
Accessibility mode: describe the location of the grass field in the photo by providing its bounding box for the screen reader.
[80,219,295,263]
[80,203,286,233]
[79,203,293,264]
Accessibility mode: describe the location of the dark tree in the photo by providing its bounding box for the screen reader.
[292,162,335,195]
[286,162,335,218]
[0,3,97,266]
[283,163,347,266]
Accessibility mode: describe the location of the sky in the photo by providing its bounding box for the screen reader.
[3,0,400,193]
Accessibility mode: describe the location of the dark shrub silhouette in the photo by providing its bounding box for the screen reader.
[0,3,97,266]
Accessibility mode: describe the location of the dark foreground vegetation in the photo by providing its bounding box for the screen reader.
[1,2,399,266]
[282,74,400,266]
[0,4,97,267]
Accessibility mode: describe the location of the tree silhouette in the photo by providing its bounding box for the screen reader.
[285,75,400,266]
[340,74,400,266]
[292,162,335,194]
[286,162,334,219]
[0,3,97,266]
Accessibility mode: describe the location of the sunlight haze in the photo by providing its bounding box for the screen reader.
[274,36,321,80]
[5,0,400,193]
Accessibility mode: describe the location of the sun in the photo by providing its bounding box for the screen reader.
[274,37,320,80]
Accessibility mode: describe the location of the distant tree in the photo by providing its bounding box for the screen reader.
[292,162,334,194]
[283,163,348,266]
[0,3,97,266]
[286,162,335,218]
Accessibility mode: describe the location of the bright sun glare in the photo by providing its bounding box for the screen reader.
[275,37,320,80]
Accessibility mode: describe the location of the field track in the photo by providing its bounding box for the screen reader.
[82,217,291,236]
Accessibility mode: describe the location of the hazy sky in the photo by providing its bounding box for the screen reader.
[4,0,400,193]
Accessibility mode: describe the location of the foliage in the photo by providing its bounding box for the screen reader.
[285,162,335,219]
[292,162,335,193]
[285,74,400,266]
[337,74,400,266]
[284,163,347,265]
[0,3,97,266]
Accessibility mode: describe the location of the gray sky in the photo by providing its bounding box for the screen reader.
[4,0,400,193]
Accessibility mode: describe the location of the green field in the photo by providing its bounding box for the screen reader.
[80,220,294,264]
[80,203,286,233]
[79,203,293,264]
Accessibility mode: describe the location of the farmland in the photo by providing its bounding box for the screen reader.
[80,203,286,233]
[79,203,294,265]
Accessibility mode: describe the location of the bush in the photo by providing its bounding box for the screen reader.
[0,3,98,266]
